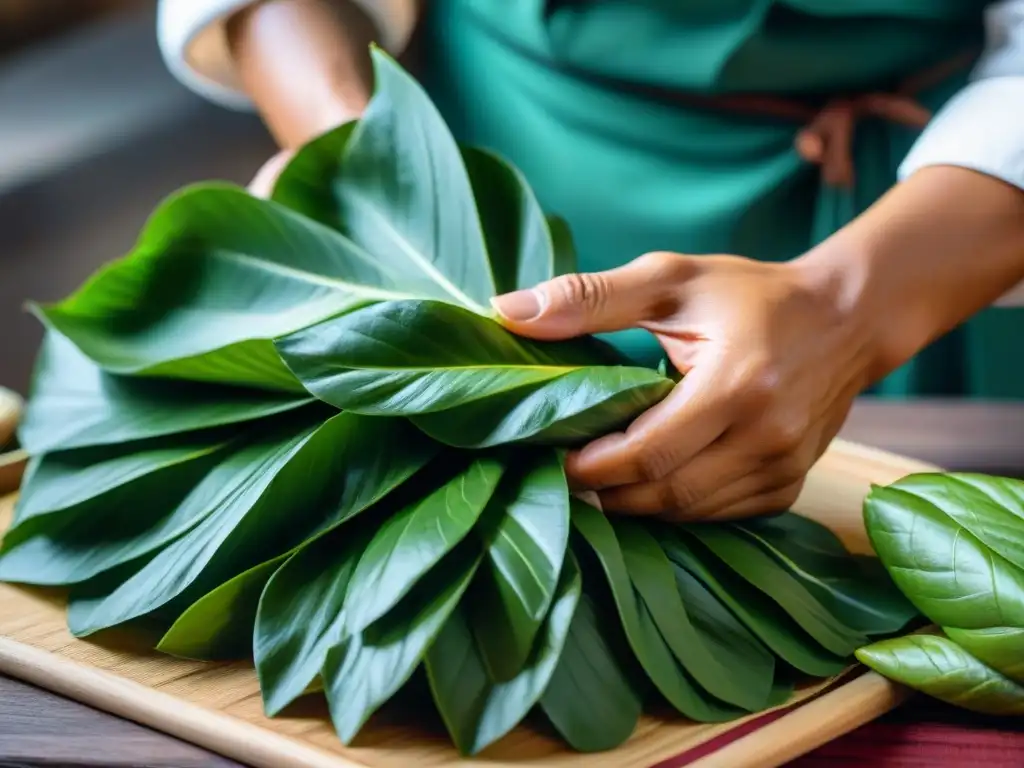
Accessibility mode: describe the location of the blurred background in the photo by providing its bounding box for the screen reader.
[0,0,276,393]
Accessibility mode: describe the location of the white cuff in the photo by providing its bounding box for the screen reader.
[899,76,1024,191]
[157,0,419,111]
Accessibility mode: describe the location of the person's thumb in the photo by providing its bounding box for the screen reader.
[489,252,682,341]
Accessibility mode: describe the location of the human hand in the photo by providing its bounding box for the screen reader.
[491,251,882,521]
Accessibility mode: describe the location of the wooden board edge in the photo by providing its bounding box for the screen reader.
[0,637,366,768]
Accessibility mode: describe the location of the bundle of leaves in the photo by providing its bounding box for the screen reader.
[0,50,918,754]
[858,474,1024,715]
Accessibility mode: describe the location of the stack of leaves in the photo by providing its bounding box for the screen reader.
[0,49,917,754]
[858,474,1024,715]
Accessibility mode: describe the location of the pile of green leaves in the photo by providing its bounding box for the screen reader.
[858,474,1024,715]
[0,49,916,754]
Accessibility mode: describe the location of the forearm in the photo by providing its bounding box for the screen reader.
[226,0,379,148]
[798,166,1024,380]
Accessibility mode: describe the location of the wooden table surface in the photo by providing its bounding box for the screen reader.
[3,399,1024,768]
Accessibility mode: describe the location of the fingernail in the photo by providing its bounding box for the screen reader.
[490,289,543,321]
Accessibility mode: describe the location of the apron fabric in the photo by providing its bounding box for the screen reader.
[419,1,1019,399]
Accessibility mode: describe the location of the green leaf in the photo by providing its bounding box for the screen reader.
[157,557,283,661]
[469,449,570,681]
[614,519,773,711]
[570,500,743,721]
[462,147,553,294]
[738,514,917,636]
[426,553,582,755]
[35,185,415,390]
[0,417,307,587]
[689,526,868,657]
[539,593,642,752]
[856,634,1024,716]
[19,333,310,454]
[865,485,1024,630]
[546,215,577,277]
[944,627,1024,683]
[69,413,416,636]
[660,531,848,677]
[324,541,481,742]
[341,456,505,634]
[269,122,358,227]
[276,299,671,447]
[877,473,1024,573]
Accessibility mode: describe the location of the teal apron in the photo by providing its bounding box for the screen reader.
[421,1,1018,399]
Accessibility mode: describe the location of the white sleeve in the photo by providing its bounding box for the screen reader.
[157,0,420,110]
[899,0,1024,191]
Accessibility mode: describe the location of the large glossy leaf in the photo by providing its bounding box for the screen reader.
[570,500,743,721]
[856,634,1024,715]
[689,527,867,657]
[340,456,505,634]
[426,554,582,755]
[738,515,917,636]
[469,449,569,681]
[276,300,671,447]
[539,593,642,752]
[614,520,773,711]
[660,531,848,677]
[35,185,414,390]
[68,413,414,636]
[0,415,316,587]
[865,485,1024,630]
[546,215,577,277]
[944,627,1024,683]
[19,333,310,454]
[877,473,1024,573]
[324,542,481,742]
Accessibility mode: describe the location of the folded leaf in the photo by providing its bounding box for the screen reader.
[324,542,481,742]
[276,299,670,447]
[866,485,1024,630]
[469,449,570,681]
[539,593,642,752]
[689,527,868,656]
[36,185,415,390]
[571,500,743,721]
[660,531,848,677]
[615,520,773,711]
[856,634,1024,716]
[69,412,410,636]
[877,473,1024,573]
[944,627,1024,683]
[737,515,917,636]
[546,215,577,277]
[19,333,310,454]
[426,553,582,755]
[341,456,505,634]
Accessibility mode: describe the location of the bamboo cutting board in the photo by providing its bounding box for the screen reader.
[0,438,936,768]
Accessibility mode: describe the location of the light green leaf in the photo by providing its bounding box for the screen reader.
[35,185,414,390]
[856,634,1024,715]
[157,557,283,661]
[570,500,743,721]
[539,593,643,752]
[689,526,868,657]
[660,531,848,677]
[614,519,773,711]
[738,514,917,636]
[340,456,504,634]
[276,299,671,447]
[269,123,357,228]
[426,554,582,755]
[944,627,1024,683]
[462,147,553,294]
[865,485,1024,630]
[324,542,481,742]
[469,449,569,681]
[69,412,409,636]
[19,333,310,454]
[877,473,1024,574]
